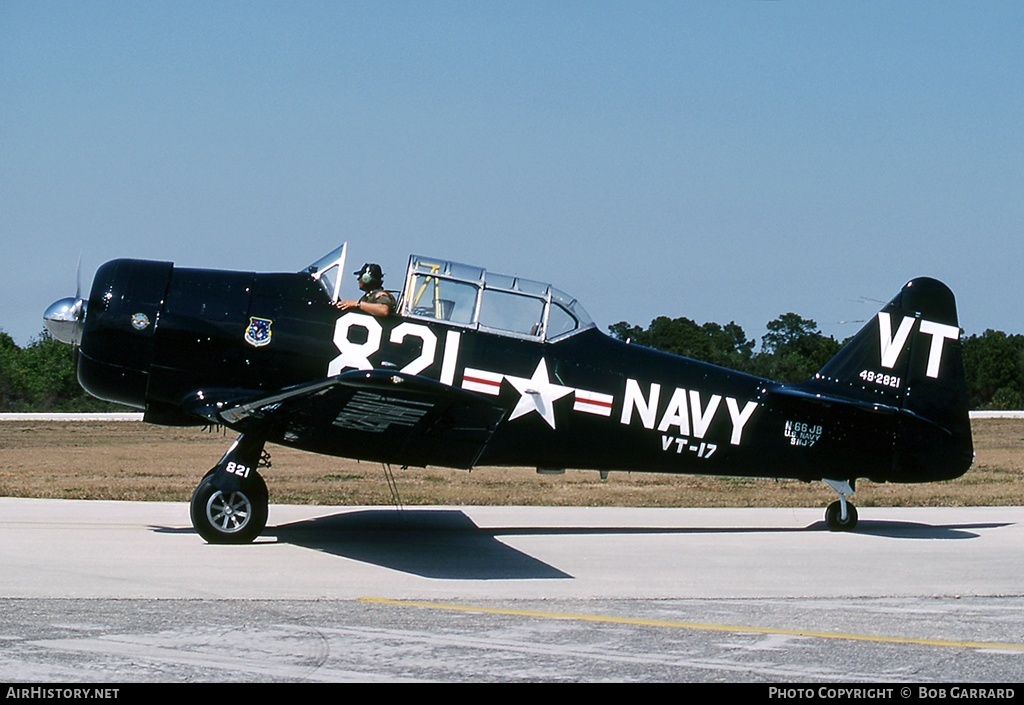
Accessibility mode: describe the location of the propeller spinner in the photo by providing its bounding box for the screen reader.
[43,296,86,345]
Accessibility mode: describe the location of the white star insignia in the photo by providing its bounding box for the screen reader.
[504,358,573,429]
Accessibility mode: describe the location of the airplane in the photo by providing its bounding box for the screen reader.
[43,244,974,543]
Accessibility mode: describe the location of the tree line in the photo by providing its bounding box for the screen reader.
[2,317,1022,411]
[0,330,118,412]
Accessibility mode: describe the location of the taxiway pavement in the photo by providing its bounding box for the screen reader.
[1,499,1021,682]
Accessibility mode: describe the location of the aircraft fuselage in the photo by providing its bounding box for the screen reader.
[74,258,971,485]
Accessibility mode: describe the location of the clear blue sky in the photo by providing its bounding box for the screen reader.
[3,1,1022,348]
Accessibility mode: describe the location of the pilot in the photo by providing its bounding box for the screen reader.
[337,263,396,317]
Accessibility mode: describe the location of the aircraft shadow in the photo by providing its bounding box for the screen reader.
[268,509,573,580]
[154,511,1011,580]
[260,509,1010,579]
[810,519,1012,539]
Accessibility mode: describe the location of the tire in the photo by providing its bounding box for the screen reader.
[190,472,268,544]
[824,500,858,531]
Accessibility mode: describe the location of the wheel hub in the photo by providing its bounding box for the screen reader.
[207,491,251,533]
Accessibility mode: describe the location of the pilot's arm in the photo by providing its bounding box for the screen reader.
[337,299,391,317]
[337,290,396,318]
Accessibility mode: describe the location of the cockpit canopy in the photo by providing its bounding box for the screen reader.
[306,246,594,342]
[399,254,594,341]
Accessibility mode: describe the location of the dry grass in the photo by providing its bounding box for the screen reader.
[0,418,1021,508]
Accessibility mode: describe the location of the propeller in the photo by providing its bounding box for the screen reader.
[43,257,87,346]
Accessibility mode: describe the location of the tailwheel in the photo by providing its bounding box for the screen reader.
[824,500,858,531]
[190,471,268,544]
[822,478,858,531]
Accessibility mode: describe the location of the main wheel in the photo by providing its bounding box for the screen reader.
[190,472,268,544]
[824,500,858,531]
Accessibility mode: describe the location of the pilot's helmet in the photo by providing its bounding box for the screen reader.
[354,263,384,285]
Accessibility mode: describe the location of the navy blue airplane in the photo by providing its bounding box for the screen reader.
[44,244,973,543]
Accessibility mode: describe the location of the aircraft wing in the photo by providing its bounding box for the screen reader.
[182,370,508,469]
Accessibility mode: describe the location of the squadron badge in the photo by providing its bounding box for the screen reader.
[244,317,273,348]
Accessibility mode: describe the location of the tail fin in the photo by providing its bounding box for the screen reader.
[805,277,973,480]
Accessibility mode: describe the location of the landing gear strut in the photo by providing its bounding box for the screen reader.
[189,434,270,544]
[822,478,858,531]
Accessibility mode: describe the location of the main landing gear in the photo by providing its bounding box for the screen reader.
[822,478,858,531]
[189,434,270,544]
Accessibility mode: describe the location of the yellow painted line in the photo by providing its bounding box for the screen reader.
[359,597,1024,652]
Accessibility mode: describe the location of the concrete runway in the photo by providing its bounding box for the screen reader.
[1,498,1023,683]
